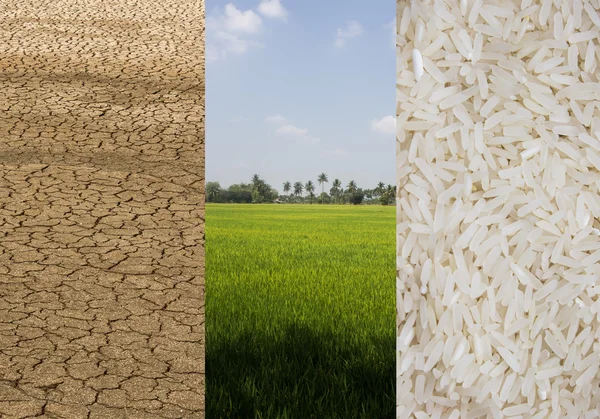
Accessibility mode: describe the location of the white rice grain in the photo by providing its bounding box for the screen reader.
[396,0,600,415]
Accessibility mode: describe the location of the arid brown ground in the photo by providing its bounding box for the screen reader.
[0,0,205,418]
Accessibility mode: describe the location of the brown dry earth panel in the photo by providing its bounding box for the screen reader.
[0,0,205,418]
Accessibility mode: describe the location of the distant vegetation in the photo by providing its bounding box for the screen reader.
[206,173,397,205]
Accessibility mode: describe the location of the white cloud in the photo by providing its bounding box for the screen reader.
[207,2,287,62]
[371,115,396,134]
[258,0,288,21]
[270,119,319,144]
[206,4,264,61]
[335,21,364,48]
[214,30,263,55]
[223,4,263,34]
[386,18,396,47]
[276,124,308,136]
[206,44,221,63]
[265,114,287,124]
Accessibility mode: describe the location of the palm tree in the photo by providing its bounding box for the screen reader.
[347,180,357,194]
[305,180,315,204]
[293,181,303,202]
[376,182,386,197]
[283,181,291,202]
[387,184,396,201]
[250,178,270,203]
[330,179,342,204]
[317,173,328,197]
[251,174,261,187]
[206,182,221,202]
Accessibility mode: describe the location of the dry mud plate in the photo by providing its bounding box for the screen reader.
[0,0,205,418]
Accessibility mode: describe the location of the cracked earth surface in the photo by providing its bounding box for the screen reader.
[0,0,205,417]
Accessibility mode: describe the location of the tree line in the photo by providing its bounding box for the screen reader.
[206,173,396,205]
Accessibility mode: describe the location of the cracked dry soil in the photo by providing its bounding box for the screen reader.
[0,0,205,418]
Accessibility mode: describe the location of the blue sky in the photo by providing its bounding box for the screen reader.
[206,0,395,193]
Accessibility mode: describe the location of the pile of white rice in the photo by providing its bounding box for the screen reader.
[396,0,600,417]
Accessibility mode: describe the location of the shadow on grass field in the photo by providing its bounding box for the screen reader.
[207,322,394,418]
[206,204,395,418]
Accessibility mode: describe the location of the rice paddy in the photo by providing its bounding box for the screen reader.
[206,204,395,418]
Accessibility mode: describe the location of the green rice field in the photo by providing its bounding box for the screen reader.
[206,204,395,418]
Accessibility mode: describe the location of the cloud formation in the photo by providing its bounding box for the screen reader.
[386,18,396,48]
[335,21,364,48]
[371,115,396,134]
[258,0,288,21]
[276,124,308,136]
[268,116,320,144]
[207,3,272,62]
[265,114,287,124]
[222,4,263,33]
[207,2,291,62]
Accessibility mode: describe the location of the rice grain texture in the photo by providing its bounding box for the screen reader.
[396,0,600,417]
